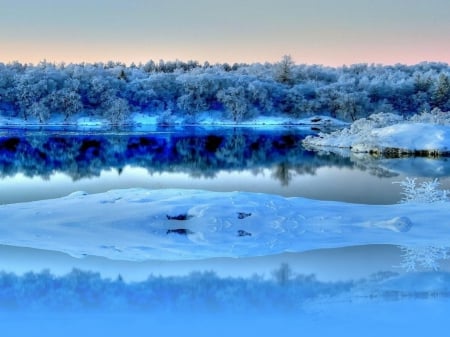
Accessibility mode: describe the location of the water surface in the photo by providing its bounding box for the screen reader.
[1,126,449,205]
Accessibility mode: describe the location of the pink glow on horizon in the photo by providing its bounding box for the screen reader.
[1,35,449,67]
[1,0,449,67]
[2,45,448,67]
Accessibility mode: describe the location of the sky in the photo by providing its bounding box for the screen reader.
[0,0,449,66]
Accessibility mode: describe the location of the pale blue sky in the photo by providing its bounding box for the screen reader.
[1,0,449,65]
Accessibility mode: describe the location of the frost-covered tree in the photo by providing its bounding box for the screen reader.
[104,97,130,125]
[409,107,450,125]
[29,100,51,123]
[283,84,319,115]
[246,80,277,114]
[176,72,223,116]
[14,71,57,120]
[47,88,83,121]
[334,91,370,121]
[274,55,295,85]
[85,76,118,110]
[396,177,449,203]
[124,78,156,109]
[432,73,450,110]
[217,86,252,122]
[1,60,450,123]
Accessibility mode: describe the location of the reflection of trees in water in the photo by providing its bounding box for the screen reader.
[216,132,246,165]
[353,161,399,178]
[272,163,293,186]
[0,130,358,182]
[4,265,449,311]
[304,148,404,179]
[271,158,346,185]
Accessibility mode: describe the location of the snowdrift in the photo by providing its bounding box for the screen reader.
[1,188,449,261]
[303,112,450,156]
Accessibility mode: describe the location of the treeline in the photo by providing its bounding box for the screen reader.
[0,58,449,124]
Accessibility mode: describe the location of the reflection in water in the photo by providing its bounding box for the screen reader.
[0,127,449,204]
[0,244,405,282]
[1,129,450,333]
[0,128,321,179]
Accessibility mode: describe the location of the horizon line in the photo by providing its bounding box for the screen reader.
[1,58,449,68]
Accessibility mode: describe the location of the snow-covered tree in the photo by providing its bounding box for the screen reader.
[1,60,450,123]
[432,73,450,110]
[217,86,252,122]
[104,97,130,125]
[274,55,295,85]
[29,100,51,123]
[396,177,449,203]
[47,88,83,121]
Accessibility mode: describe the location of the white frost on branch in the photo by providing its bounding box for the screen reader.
[395,177,449,204]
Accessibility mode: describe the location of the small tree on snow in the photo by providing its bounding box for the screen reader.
[396,177,449,203]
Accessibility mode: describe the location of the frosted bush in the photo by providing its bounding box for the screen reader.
[408,108,450,125]
[396,177,449,203]
[348,112,402,132]
[303,112,403,149]
[320,113,403,140]
[366,112,404,127]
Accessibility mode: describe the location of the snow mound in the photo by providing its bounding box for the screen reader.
[0,189,448,261]
[372,217,413,233]
[66,191,89,198]
[303,112,450,155]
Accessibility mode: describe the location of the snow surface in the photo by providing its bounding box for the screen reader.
[304,113,450,154]
[1,188,448,261]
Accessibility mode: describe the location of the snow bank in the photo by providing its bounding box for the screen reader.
[303,112,450,155]
[0,188,448,261]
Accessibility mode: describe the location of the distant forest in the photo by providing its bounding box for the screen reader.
[0,57,449,124]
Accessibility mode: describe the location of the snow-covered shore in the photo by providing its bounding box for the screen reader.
[1,188,448,261]
[303,112,450,156]
[0,113,346,130]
